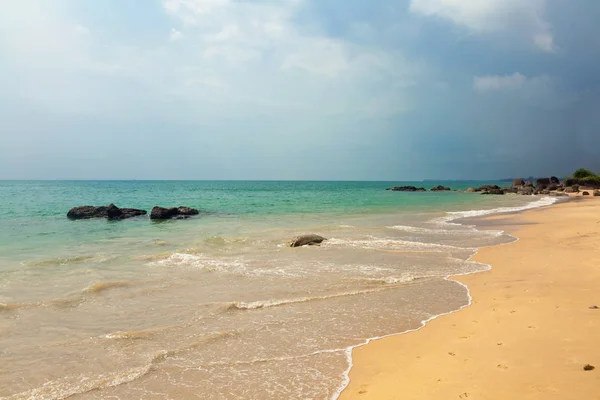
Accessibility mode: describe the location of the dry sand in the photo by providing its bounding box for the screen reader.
[340,197,600,400]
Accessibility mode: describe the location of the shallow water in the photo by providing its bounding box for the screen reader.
[0,181,555,399]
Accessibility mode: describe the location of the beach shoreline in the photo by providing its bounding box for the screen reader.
[340,196,600,399]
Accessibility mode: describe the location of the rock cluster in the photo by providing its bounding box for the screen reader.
[67,204,147,220]
[430,185,451,191]
[67,204,200,221]
[386,186,426,192]
[150,206,200,220]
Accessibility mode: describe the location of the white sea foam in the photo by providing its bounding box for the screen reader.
[437,195,558,223]
[387,224,503,237]
[324,238,473,252]
[227,288,386,311]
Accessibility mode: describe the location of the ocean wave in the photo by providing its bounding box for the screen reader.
[387,225,503,237]
[438,196,558,223]
[21,255,96,267]
[150,253,298,277]
[3,331,236,400]
[225,288,385,311]
[2,363,153,400]
[349,275,418,285]
[324,238,473,252]
[83,280,135,294]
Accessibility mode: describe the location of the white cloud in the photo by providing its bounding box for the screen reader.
[410,0,555,52]
[473,73,571,109]
[169,28,184,41]
[474,73,555,94]
[474,72,528,91]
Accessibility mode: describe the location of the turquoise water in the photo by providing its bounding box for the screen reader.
[1,180,503,254]
[0,180,553,400]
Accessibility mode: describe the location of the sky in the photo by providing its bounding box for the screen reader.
[0,0,599,180]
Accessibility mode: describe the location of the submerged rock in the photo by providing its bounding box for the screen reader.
[387,186,427,192]
[67,204,147,220]
[150,206,200,220]
[289,234,327,247]
[430,185,451,191]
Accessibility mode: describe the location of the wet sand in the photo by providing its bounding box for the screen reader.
[341,197,600,399]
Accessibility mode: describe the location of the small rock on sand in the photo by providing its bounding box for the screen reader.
[289,234,327,247]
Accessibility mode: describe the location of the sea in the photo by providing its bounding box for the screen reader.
[0,180,557,400]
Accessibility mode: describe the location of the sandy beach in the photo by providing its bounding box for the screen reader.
[341,197,600,399]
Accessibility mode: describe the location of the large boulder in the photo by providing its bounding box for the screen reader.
[150,206,200,220]
[67,204,146,220]
[550,176,560,185]
[512,178,525,187]
[387,186,426,192]
[289,234,327,247]
[594,190,600,197]
[535,178,551,191]
[430,185,451,191]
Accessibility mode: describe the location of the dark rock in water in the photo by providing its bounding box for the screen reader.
[430,185,451,191]
[150,206,200,220]
[106,204,147,220]
[289,234,327,247]
[512,178,525,187]
[470,184,503,194]
[67,204,146,220]
[67,205,108,219]
[582,191,590,196]
[536,177,551,190]
[481,188,505,195]
[550,176,560,184]
[387,186,426,192]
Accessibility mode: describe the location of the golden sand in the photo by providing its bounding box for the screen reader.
[341,197,600,400]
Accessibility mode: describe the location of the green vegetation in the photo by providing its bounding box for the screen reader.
[565,168,600,187]
[573,168,597,179]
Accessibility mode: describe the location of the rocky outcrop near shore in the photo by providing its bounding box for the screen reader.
[430,185,451,191]
[387,186,426,192]
[289,234,327,247]
[67,204,147,220]
[150,206,200,220]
